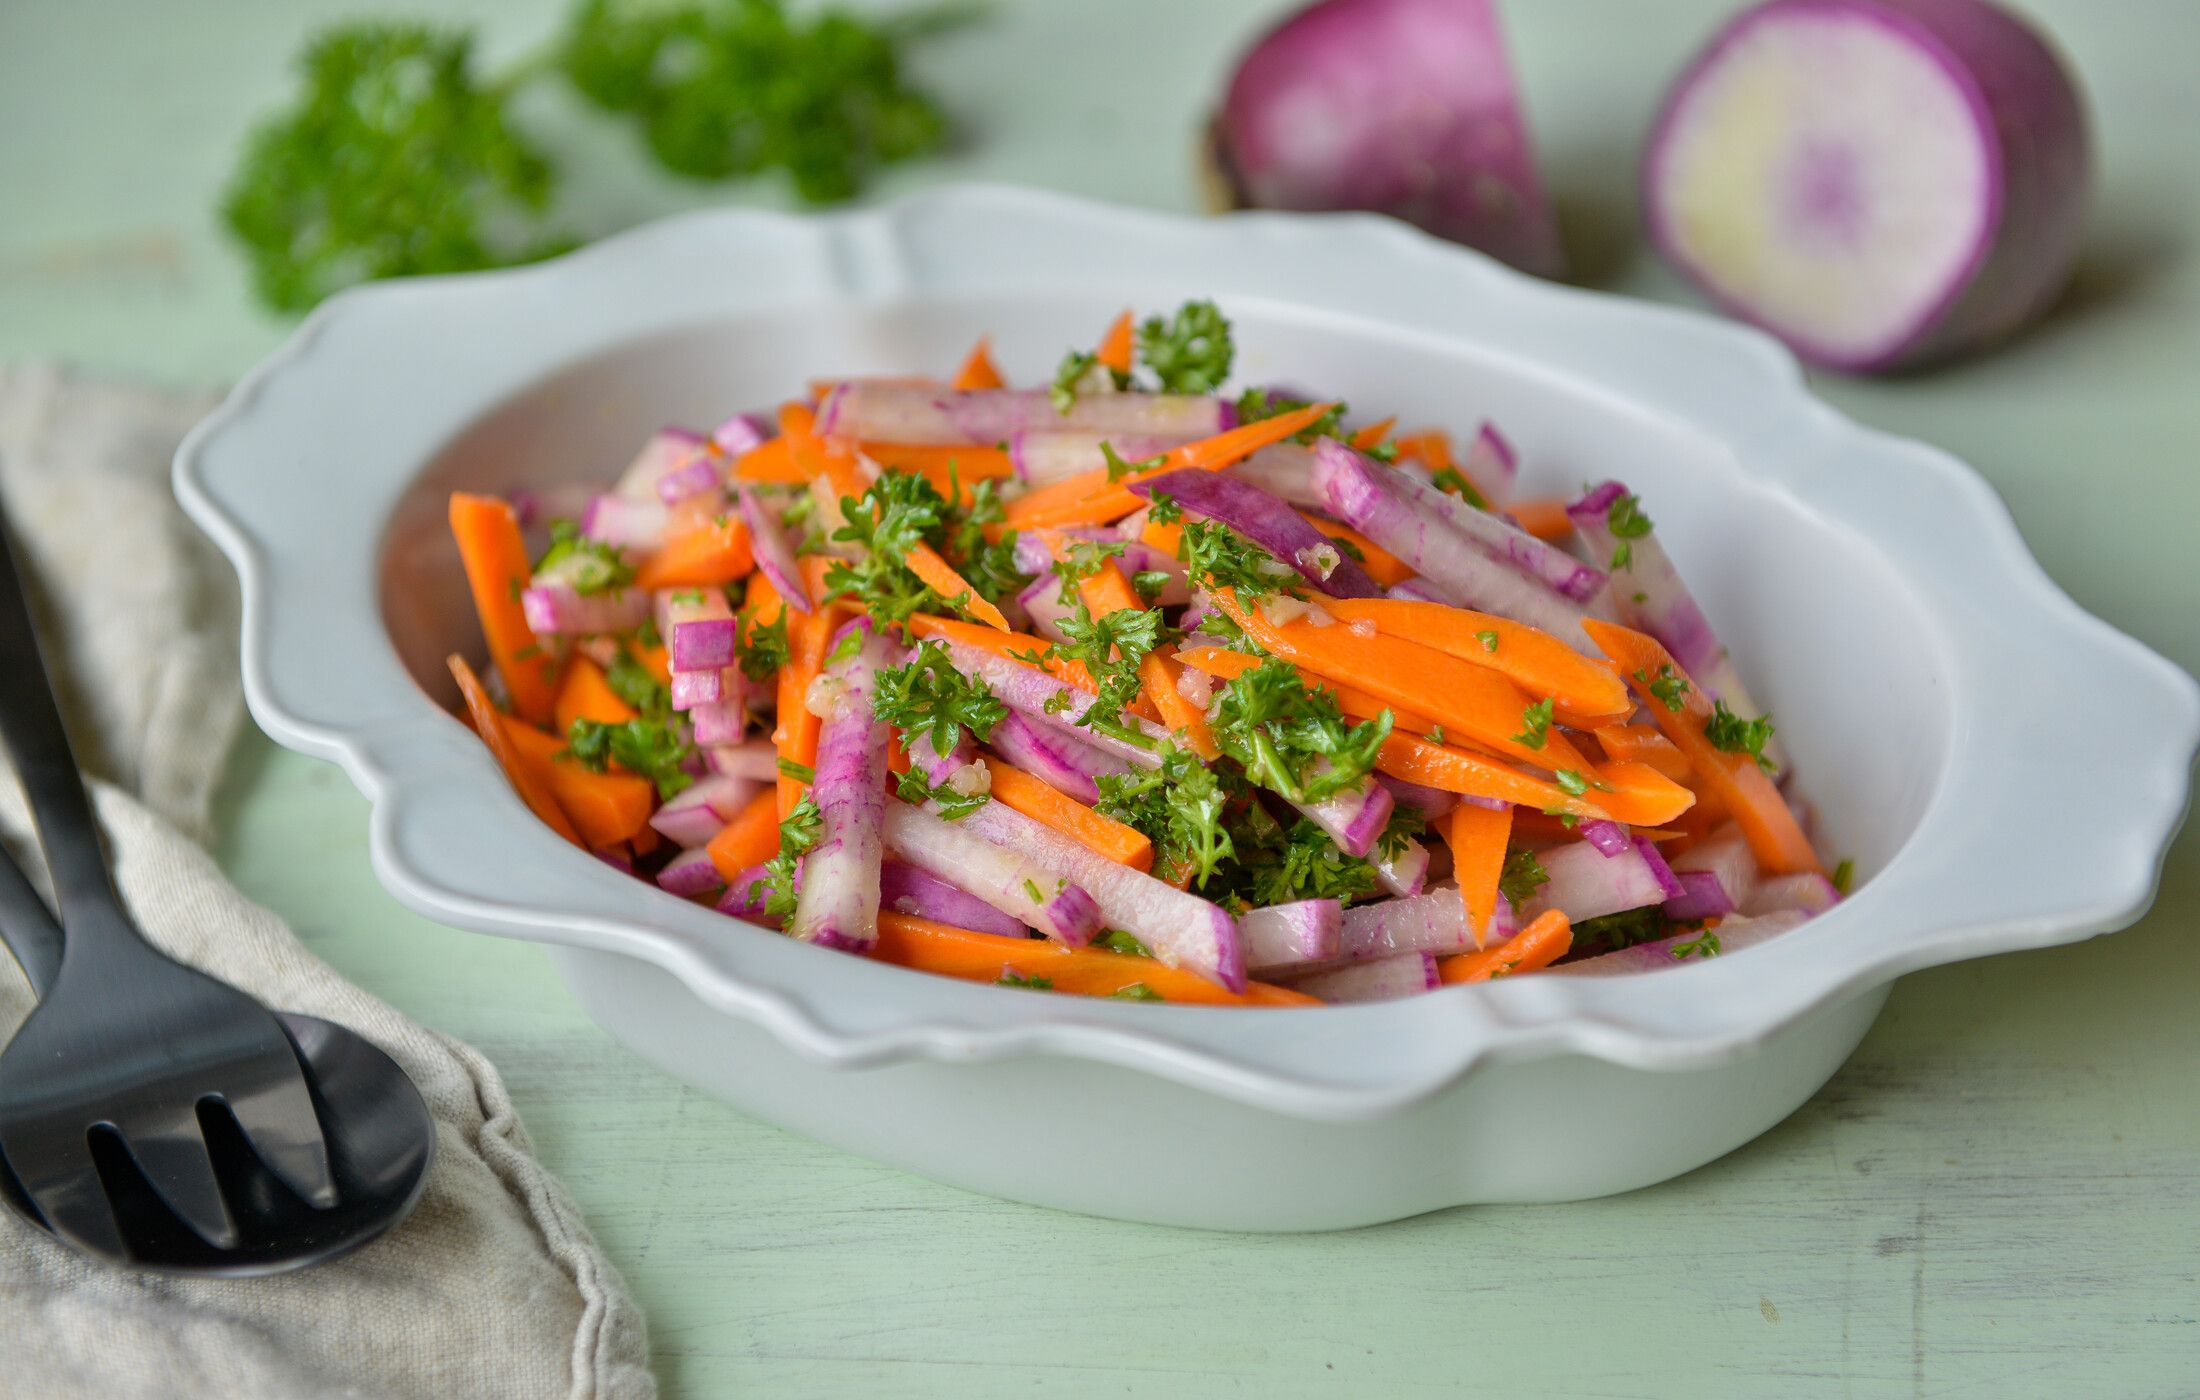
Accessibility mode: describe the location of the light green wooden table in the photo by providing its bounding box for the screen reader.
[5,2,2196,1395]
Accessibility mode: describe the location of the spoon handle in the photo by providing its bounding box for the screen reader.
[0,515,136,945]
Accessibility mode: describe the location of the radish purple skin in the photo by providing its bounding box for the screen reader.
[879,861,1029,939]
[1211,0,1566,279]
[786,622,897,951]
[1284,952,1441,1004]
[817,385,1228,445]
[1663,869,1736,923]
[1645,0,2090,372]
[1130,468,1383,598]
[735,483,813,613]
[1241,899,1344,969]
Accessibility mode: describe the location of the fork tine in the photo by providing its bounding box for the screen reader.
[0,1126,129,1262]
[120,1103,240,1249]
[225,1067,338,1209]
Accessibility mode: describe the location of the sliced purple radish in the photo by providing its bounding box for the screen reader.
[817,385,1230,445]
[1645,0,2090,371]
[1285,952,1440,1004]
[1208,0,1565,278]
[785,622,898,951]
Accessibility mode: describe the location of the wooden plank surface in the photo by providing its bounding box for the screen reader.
[3,1,2195,1395]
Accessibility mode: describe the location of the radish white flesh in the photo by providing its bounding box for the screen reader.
[1742,872,1843,917]
[1225,443,1327,510]
[1010,432,1187,485]
[1519,839,1677,925]
[786,624,898,951]
[614,427,709,501]
[1286,952,1441,1004]
[1645,0,2090,371]
[735,484,812,613]
[1210,0,1565,278]
[817,385,1230,444]
[880,860,1028,939]
[1130,468,1383,599]
[1242,899,1344,970]
[881,802,1102,947]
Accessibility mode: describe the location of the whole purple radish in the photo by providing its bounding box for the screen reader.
[1208,0,1566,278]
[1645,0,2090,371]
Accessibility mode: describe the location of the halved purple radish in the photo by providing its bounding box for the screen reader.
[1208,0,1566,278]
[1645,0,2090,371]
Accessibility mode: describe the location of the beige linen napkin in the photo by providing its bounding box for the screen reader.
[0,366,654,1400]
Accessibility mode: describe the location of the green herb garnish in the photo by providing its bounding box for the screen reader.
[1606,492,1653,571]
[1137,300,1235,394]
[872,639,1007,759]
[562,716,693,799]
[1511,697,1554,751]
[1703,700,1778,773]
[1637,665,1690,713]
[1498,850,1549,907]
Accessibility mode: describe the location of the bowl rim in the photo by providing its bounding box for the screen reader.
[174,184,2200,1122]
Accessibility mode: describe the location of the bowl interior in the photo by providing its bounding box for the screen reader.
[380,294,1952,892]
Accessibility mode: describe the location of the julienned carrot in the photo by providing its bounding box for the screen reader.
[448,654,582,846]
[775,601,839,818]
[732,436,806,483]
[500,715,653,849]
[1348,417,1396,451]
[1581,618,1822,875]
[633,516,754,591]
[870,912,1318,1006]
[1002,400,1339,531]
[554,654,638,736]
[1078,561,1218,758]
[1507,498,1575,541]
[951,337,1005,391]
[908,547,1011,631]
[629,821,660,858]
[1174,646,1443,737]
[979,756,1153,871]
[448,492,558,725]
[1445,803,1512,946]
[706,789,783,882]
[1592,722,1692,780]
[856,442,1016,491]
[635,635,674,686]
[906,614,1101,693]
[1374,732,1610,819]
[1095,310,1135,375]
[779,400,841,481]
[1139,514,1184,560]
[1209,590,1594,773]
[1302,517,1412,587]
[1315,597,1632,720]
[1438,910,1572,984]
[1587,760,1696,828]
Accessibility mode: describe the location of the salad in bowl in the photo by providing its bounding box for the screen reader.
[445,302,1842,1006]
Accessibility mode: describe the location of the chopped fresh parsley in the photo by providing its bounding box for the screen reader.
[1092,930,1152,956]
[1137,299,1234,394]
[1145,492,1184,526]
[1209,659,1390,804]
[562,716,693,799]
[1130,569,1171,603]
[1179,518,1299,602]
[1605,492,1653,571]
[1572,906,1669,954]
[824,626,864,670]
[1375,806,1428,862]
[1049,348,1125,414]
[1703,700,1778,773]
[1429,466,1488,509]
[1094,742,1234,889]
[1110,983,1163,1002]
[1497,849,1549,907]
[872,639,1006,758]
[997,971,1053,991]
[776,757,815,783]
[534,519,635,595]
[1669,930,1721,961]
[1049,585,1167,746]
[1424,724,1446,746]
[1022,878,1045,905]
[1100,440,1166,483]
[735,610,791,682]
[1476,630,1500,653]
[1240,817,1380,908]
[823,469,950,622]
[1233,388,1346,444]
[895,765,985,820]
[1511,697,1554,751]
[942,477,1030,608]
[1637,664,1690,712]
[1554,769,1589,797]
[1831,858,1855,895]
[747,796,823,922]
[605,646,671,717]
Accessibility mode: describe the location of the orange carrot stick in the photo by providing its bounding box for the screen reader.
[1174,645,1444,736]
[1209,589,1594,772]
[906,545,1010,631]
[499,716,654,849]
[1315,597,1632,721]
[1002,401,1339,531]
[1374,732,1610,819]
[1438,909,1572,984]
[634,516,754,591]
[448,655,582,846]
[1587,760,1697,829]
[951,337,1006,391]
[856,442,1016,493]
[1507,498,1575,541]
[554,654,638,736]
[1302,517,1412,587]
[1348,417,1396,451]
[706,789,784,882]
[635,635,674,686]
[1445,803,1513,946]
[775,603,838,818]
[732,436,806,483]
[1581,619,1821,874]
[448,492,558,725]
[871,912,1318,1006]
[1139,514,1184,560]
[1095,310,1135,375]
[1591,722,1692,781]
[979,757,1153,871]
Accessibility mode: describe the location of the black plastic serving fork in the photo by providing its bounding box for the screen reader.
[0,514,336,1261]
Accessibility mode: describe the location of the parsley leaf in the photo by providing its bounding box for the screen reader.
[1554,769,1589,797]
[1241,818,1380,907]
[1573,906,1669,954]
[776,758,815,783]
[1511,697,1554,751]
[1637,665,1690,712]
[1050,348,1125,414]
[1476,630,1500,653]
[872,639,1007,758]
[942,478,1029,608]
[1145,493,1184,526]
[1094,743,1234,888]
[1703,700,1778,773]
[1101,440,1167,483]
[823,468,949,623]
[1179,519,1299,602]
[1233,388,1346,443]
[1110,983,1164,1002]
[1498,849,1549,907]
[562,716,694,799]
[1606,492,1653,570]
[997,971,1054,991]
[748,796,823,922]
[1429,466,1489,509]
[735,610,791,682]
[895,765,986,820]
[1137,300,1235,394]
[1669,929,1721,960]
[1209,659,1390,804]
[1832,858,1856,895]
[605,645,672,718]
[534,519,636,595]
[1092,930,1152,956]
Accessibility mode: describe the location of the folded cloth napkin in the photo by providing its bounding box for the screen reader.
[0,366,654,1400]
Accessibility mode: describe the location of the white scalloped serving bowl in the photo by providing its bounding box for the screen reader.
[176,187,2197,1230]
